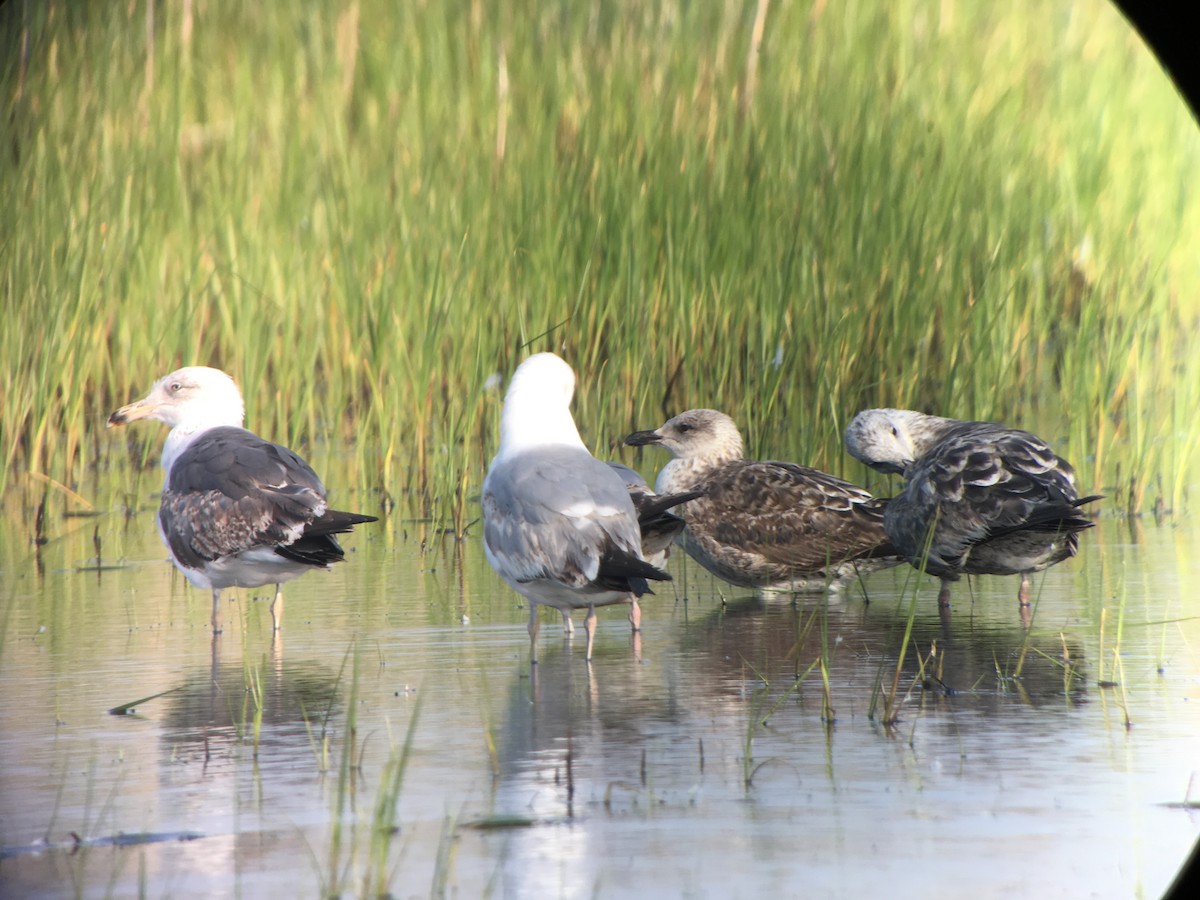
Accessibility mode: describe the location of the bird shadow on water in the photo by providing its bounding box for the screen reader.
[153,644,344,768]
[493,646,685,822]
[486,583,1092,806]
[0,643,345,886]
[471,647,691,897]
[674,590,1089,726]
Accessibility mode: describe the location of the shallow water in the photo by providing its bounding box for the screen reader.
[1,503,1198,898]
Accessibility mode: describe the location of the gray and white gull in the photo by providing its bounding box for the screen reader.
[626,409,900,592]
[844,408,1101,613]
[108,366,377,634]
[481,353,687,662]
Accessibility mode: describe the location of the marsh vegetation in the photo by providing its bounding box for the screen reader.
[2,0,1198,532]
[3,2,1199,895]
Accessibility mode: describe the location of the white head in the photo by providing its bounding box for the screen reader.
[844,408,952,476]
[496,352,586,457]
[108,366,246,471]
[625,409,745,464]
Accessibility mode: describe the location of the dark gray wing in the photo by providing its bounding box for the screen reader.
[888,424,1086,573]
[484,447,668,593]
[160,426,373,569]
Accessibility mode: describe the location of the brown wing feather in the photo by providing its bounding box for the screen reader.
[691,461,891,572]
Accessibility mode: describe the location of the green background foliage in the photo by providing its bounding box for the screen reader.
[3,0,1197,528]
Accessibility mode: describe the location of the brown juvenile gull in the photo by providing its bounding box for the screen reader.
[481,353,677,663]
[843,408,1101,612]
[625,409,900,593]
[108,366,377,634]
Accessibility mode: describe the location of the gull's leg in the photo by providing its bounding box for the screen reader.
[1017,573,1032,607]
[270,584,284,632]
[628,598,641,633]
[584,604,598,661]
[937,578,953,610]
[211,588,223,635]
[1017,573,1034,628]
[561,610,574,638]
[528,603,540,666]
[938,600,953,632]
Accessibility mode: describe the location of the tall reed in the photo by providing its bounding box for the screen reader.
[3,1,1197,527]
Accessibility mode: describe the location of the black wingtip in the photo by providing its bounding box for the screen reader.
[594,541,672,596]
[312,509,380,535]
[634,489,703,522]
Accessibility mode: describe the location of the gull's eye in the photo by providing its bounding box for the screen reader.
[676,423,692,434]
[169,382,183,393]
[890,425,899,438]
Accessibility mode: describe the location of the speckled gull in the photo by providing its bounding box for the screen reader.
[844,408,1101,613]
[108,366,377,634]
[481,353,679,662]
[625,409,900,593]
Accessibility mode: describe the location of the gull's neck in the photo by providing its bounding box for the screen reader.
[655,442,742,494]
[496,403,586,462]
[161,408,245,477]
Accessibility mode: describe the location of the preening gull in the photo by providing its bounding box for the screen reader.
[625,409,900,592]
[108,366,377,634]
[481,353,677,662]
[844,408,1101,614]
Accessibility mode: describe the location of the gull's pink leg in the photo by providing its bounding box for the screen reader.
[937,579,953,609]
[628,598,642,633]
[528,604,541,665]
[584,604,598,661]
[270,584,284,632]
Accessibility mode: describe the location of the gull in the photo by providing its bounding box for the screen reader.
[844,408,1100,613]
[481,353,675,662]
[625,409,900,592]
[108,366,377,634]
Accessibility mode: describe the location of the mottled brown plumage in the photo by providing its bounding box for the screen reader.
[626,409,899,592]
[844,408,1100,612]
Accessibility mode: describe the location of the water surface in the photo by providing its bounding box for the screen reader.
[1,505,1197,898]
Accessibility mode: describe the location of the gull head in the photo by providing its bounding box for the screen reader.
[108,366,246,432]
[844,408,948,476]
[626,409,745,464]
[497,353,585,454]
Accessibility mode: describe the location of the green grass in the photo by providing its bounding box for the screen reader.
[3,0,1198,527]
